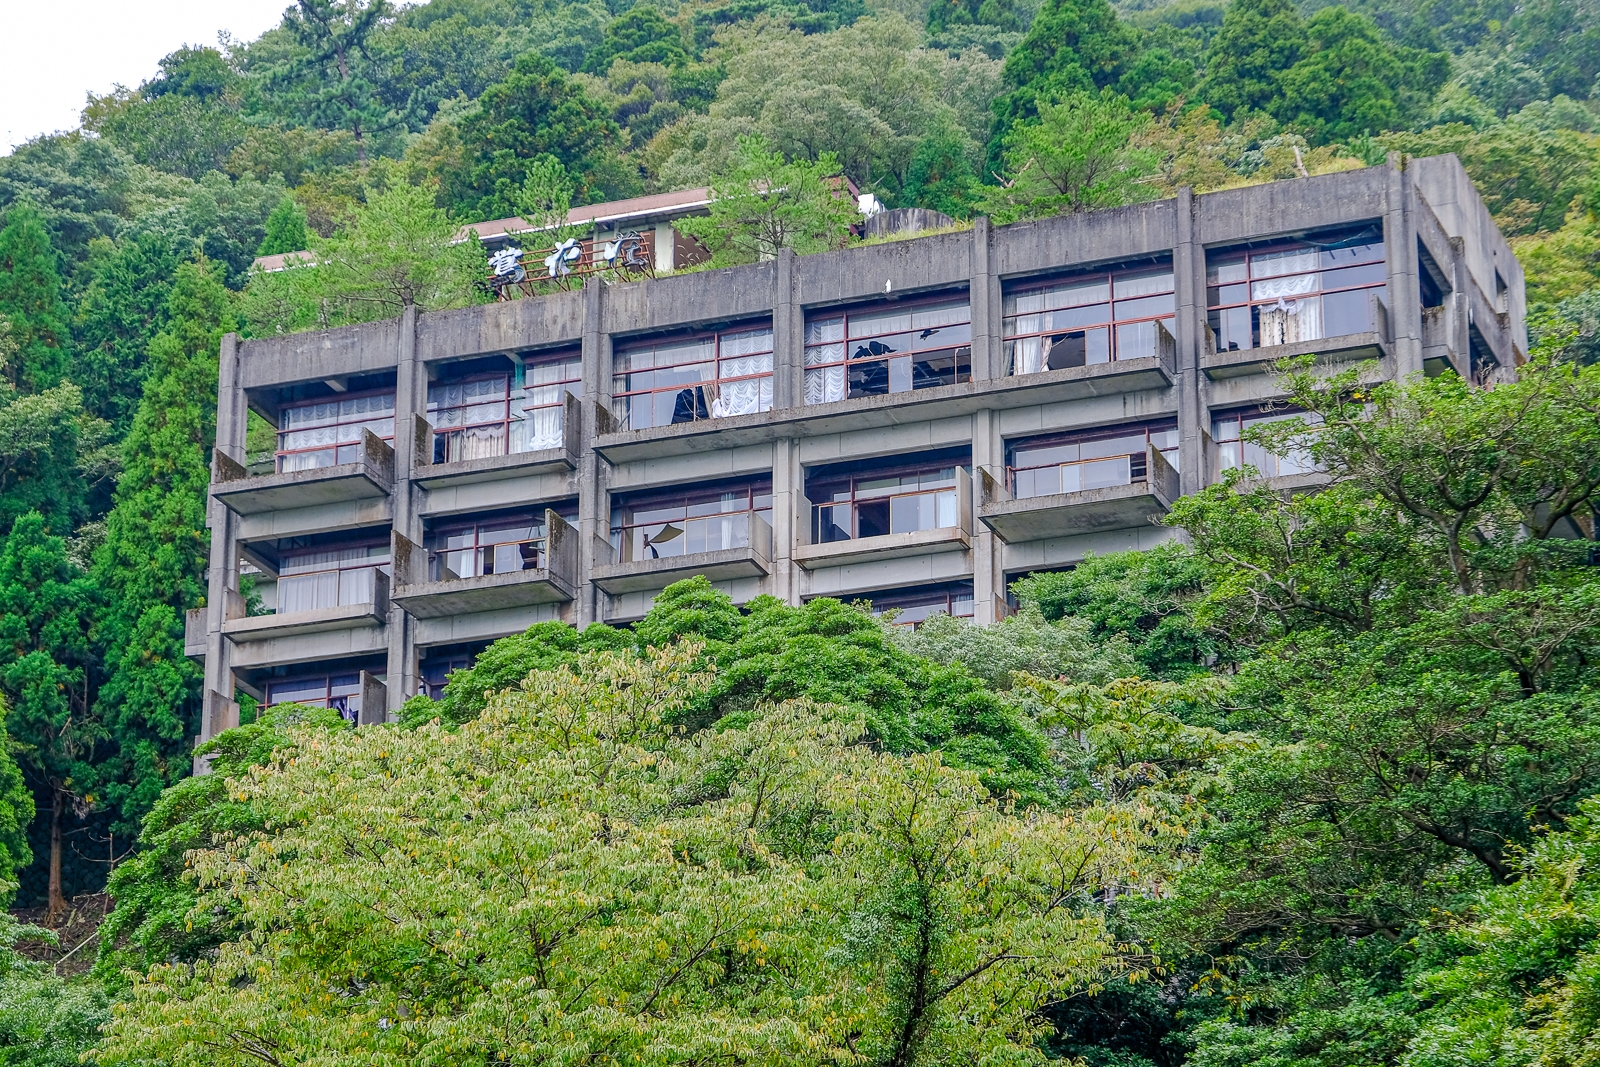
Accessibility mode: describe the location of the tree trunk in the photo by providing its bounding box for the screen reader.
[47,787,65,924]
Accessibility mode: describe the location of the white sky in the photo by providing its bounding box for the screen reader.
[0,0,294,153]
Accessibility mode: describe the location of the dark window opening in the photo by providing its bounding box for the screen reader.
[610,477,773,563]
[804,296,971,404]
[807,449,970,543]
[1004,263,1174,373]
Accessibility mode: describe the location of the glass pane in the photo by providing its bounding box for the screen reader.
[1113,270,1174,298]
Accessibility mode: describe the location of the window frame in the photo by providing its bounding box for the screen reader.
[1003,264,1176,375]
[804,294,973,405]
[807,458,966,543]
[612,324,774,431]
[1005,421,1180,499]
[1206,229,1387,353]
[610,478,774,562]
[275,388,397,472]
[426,510,559,581]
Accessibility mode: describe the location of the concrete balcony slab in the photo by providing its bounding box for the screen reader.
[1203,332,1387,379]
[223,572,388,643]
[392,567,574,617]
[213,431,394,516]
[594,546,770,594]
[793,525,971,571]
[392,512,580,618]
[981,446,1179,542]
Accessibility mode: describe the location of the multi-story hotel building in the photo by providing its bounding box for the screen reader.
[189,152,1527,742]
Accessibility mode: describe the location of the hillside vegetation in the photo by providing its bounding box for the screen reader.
[0,0,1598,1061]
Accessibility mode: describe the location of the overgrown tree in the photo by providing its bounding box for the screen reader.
[93,261,235,839]
[69,231,183,435]
[255,194,310,257]
[271,0,398,164]
[675,136,859,265]
[979,91,1158,222]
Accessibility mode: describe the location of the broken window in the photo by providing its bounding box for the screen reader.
[1207,228,1386,352]
[613,325,773,431]
[804,297,971,404]
[426,509,570,581]
[427,350,581,463]
[610,479,773,563]
[1004,266,1174,374]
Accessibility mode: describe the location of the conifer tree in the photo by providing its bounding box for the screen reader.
[0,204,72,393]
[1197,0,1308,122]
[92,261,234,837]
[986,0,1138,170]
[70,232,183,436]
[256,195,310,257]
[0,513,101,922]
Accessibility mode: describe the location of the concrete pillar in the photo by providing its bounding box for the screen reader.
[577,279,606,626]
[1173,187,1206,494]
[200,332,246,753]
[770,437,801,604]
[970,408,1002,623]
[385,305,421,717]
[1385,153,1424,379]
[773,247,801,410]
[970,217,1001,380]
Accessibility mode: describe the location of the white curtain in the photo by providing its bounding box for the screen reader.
[712,354,773,417]
[518,405,564,452]
[804,340,846,405]
[1010,336,1045,376]
[1253,252,1322,346]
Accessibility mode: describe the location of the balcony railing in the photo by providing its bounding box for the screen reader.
[813,486,961,544]
[432,538,547,582]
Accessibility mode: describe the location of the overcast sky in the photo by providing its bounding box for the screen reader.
[0,0,293,153]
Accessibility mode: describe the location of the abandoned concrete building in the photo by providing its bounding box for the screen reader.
[188,153,1528,745]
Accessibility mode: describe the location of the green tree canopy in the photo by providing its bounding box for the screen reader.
[255,194,310,256]
[988,0,1138,166]
[447,50,633,216]
[581,7,689,75]
[93,261,235,838]
[0,203,71,392]
[69,231,183,435]
[675,136,860,265]
[101,645,1153,1065]
[1197,0,1308,122]
[0,513,103,921]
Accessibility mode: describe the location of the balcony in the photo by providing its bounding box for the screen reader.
[412,394,582,490]
[213,430,394,516]
[793,477,973,571]
[1201,292,1390,379]
[222,570,389,642]
[592,511,773,594]
[390,512,579,618]
[1421,302,1466,377]
[979,444,1178,542]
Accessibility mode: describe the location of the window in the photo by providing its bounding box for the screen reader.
[266,673,363,723]
[1212,408,1320,478]
[611,479,773,563]
[427,511,555,581]
[1008,423,1179,498]
[276,391,395,472]
[420,650,477,700]
[613,326,773,431]
[427,352,581,463]
[863,582,975,629]
[276,541,390,614]
[1004,267,1174,374]
[1207,230,1385,352]
[805,298,971,404]
[809,458,966,543]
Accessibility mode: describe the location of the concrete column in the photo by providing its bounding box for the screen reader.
[1174,187,1206,494]
[1385,153,1424,380]
[770,437,801,604]
[773,247,801,410]
[577,279,606,626]
[201,332,246,751]
[970,217,1001,380]
[385,305,421,717]
[970,408,1002,623]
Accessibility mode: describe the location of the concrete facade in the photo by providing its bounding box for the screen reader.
[193,154,1527,742]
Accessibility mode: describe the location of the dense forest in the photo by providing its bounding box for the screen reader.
[0,0,1598,1060]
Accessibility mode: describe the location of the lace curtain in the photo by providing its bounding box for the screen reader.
[1252,251,1322,346]
[711,353,773,417]
[804,340,846,405]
